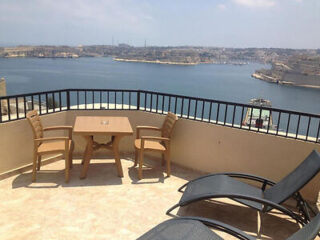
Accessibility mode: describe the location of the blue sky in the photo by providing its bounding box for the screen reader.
[0,0,319,48]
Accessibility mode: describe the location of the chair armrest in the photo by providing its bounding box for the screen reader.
[136,126,162,139]
[43,126,73,139]
[141,136,170,142]
[34,137,69,151]
[34,137,69,143]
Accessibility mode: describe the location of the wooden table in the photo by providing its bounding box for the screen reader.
[73,116,133,179]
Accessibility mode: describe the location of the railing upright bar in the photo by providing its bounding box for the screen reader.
[174,97,177,114]
[85,91,87,110]
[144,92,147,110]
[201,101,205,121]
[257,108,262,132]
[180,98,183,117]
[161,95,165,114]
[114,91,117,109]
[208,102,212,123]
[92,91,95,109]
[286,113,291,137]
[15,97,19,119]
[276,112,281,135]
[240,106,244,129]
[267,110,271,134]
[59,92,62,111]
[129,92,131,110]
[248,106,253,130]
[216,103,220,124]
[122,91,124,110]
[31,95,34,110]
[136,91,140,110]
[23,96,27,117]
[232,105,236,127]
[316,120,320,143]
[168,96,171,112]
[306,116,311,140]
[100,91,102,109]
[7,98,11,121]
[187,99,191,119]
[107,91,109,109]
[77,90,79,110]
[296,115,301,139]
[46,93,49,113]
[224,104,228,126]
[52,93,56,112]
[194,100,198,120]
[156,94,159,113]
[150,93,153,112]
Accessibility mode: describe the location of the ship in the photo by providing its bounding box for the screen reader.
[242,98,276,130]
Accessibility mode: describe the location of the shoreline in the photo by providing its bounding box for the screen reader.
[252,73,320,90]
[113,58,198,66]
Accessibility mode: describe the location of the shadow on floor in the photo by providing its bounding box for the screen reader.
[175,199,300,240]
[127,158,168,184]
[12,161,123,189]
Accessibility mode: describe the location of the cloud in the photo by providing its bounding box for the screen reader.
[218,4,227,9]
[233,0,275,8]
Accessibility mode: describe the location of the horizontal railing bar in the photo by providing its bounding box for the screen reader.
[1,88,319,119]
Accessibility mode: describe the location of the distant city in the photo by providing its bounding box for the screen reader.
[1,45,320,89]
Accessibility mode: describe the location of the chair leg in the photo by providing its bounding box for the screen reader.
[161,153,165,166]
[166,151,171,177]
[134,149,138,167]
[37,156,42,171]
[32,153,37,182]
[69,141,74,169]
[138,150,144,180]
[65,151,70,183]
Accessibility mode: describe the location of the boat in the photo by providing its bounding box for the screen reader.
[242,98,276,130]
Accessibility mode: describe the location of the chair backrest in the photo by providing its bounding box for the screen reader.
[286,213,320,240]
[26,110,44,141]
[264,150,320,204]
[161,112,178,138]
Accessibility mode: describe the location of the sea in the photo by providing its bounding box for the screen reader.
[0,57,319,115]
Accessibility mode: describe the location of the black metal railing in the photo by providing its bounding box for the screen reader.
[0,89,319,144]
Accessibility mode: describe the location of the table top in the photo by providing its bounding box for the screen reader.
[73,116,133,136]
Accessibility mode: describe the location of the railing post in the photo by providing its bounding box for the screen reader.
[137,90,140,110]
[66,90,70,110]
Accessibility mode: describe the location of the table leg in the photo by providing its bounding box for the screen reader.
[112,135,124,177]
[80,136,93,179]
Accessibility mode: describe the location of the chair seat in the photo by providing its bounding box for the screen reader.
[135,139,166,151]
[38,139,72,154]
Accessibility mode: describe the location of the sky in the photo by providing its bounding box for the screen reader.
[0,0,319,49]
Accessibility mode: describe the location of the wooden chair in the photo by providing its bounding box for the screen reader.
[26,110,74,183]
[134,112,178,179]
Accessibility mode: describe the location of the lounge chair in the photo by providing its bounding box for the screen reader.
[167,150,320,225]
[137,214,320,240]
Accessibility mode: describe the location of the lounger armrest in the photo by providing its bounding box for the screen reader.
[178,172,276,192]
[167,193,305,225]
[34,137,69,143]
[179,216,256,240]
[136,126,162,139]
[43,126,73,139]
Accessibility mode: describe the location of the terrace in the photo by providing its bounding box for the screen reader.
[0,89,320,240]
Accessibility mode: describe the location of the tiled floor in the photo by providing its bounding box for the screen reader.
[0,156,318,240]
